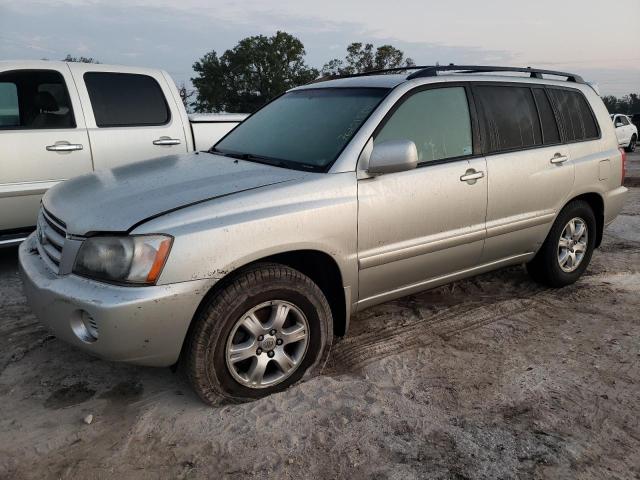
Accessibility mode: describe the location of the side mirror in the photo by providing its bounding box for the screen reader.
[367,139,418,175]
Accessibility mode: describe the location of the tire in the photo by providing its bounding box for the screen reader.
[625,134,637,153]
[186,263,333,404]
[526,200,596,288]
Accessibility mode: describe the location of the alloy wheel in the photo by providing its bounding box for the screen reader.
[557,217,588,273]
[225,300,309,389]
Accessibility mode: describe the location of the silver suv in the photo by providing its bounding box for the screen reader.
[19,65,628,404]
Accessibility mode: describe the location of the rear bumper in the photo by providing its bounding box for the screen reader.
[19,234,211,367]
[603,186,628,226]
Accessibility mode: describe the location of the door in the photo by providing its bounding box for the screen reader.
[357,85,487,305]
[68,64,188,170]
[475,85,575,263]
[0,65,92,232]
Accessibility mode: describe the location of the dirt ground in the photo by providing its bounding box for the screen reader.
[1,185,639,479]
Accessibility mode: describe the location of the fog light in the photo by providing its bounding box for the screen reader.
[70,310,99,343]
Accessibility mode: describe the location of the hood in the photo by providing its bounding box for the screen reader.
[43,152,304,235]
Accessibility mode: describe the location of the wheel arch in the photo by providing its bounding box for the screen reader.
[177,249,349,366]
[562,192,605,247]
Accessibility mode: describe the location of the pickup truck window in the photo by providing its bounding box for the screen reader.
[0,70,76,130]
[0,82,19,127]
[214,88,389,171]
[84,72,170,128]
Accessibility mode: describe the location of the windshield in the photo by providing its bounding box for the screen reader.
[212,88,389,171]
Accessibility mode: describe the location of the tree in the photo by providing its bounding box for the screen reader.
[602,93,640,114]
[177,82,196,112]
[192,32,318,113]
[62,54,99,64]
[321,43,415,77]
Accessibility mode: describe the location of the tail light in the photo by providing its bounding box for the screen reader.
[620,147,626,185]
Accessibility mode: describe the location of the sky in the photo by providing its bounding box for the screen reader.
[1,0,639,97]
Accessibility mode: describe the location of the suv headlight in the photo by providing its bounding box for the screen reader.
[73,235,173,285]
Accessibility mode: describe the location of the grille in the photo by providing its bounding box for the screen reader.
[36,208,67,273]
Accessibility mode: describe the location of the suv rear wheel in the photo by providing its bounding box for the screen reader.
[186,263,333,404]
[625,134,637,153]
[526,200,596,287]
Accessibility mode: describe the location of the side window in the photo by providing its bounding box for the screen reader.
[620,116,630,126]
[474,85,542,153]
[0,82,19,127]
[84,72,170,127]
[374,87,473,164]
[547,88,599,142]
[532,89,560,145]
[0,70,76,130]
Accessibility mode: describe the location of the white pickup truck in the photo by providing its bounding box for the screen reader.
[0,60,247,246]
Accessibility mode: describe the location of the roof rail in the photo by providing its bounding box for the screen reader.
[406,65,585,83]
[318,64,584,84]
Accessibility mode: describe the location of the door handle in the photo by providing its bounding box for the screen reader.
[46,143,83,152]
[153,137,181,146]
[460,169,484,183]
[550,153,568,164]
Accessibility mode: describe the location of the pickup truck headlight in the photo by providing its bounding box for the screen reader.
[73,235,173,285]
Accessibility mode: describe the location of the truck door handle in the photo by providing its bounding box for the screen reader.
[550,153,568,164]
[460,169,484,183]
[46,143,83,152]
[153,137,181,146]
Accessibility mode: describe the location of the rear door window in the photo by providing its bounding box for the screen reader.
[0,70,76,130]
[84,72,170,127]
[547,88,599,142]
[375,86,473,164]
[473,85,542,153]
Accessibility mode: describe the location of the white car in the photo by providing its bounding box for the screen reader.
[0,60,247,246]
[610,114,637,152]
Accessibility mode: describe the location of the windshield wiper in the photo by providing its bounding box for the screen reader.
[208,148,319,172]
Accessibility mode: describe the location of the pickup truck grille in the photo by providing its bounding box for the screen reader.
[36,208,67,273]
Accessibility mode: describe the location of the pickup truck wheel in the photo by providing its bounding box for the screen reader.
[186,263,333,404]
[625,134,637,153]
[526,200,596,288]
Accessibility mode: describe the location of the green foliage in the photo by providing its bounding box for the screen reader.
[62,54,99,64]
[191,31,318,113]
[321,43,415,76]
[602,93,640,114]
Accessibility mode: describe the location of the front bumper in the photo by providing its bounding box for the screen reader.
[19,234,212,367]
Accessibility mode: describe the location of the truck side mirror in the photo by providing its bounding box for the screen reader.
[367,139,418,175]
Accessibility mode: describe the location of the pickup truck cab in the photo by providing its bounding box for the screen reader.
[0,60,247,245]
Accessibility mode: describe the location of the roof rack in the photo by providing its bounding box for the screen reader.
[335,64,584,84]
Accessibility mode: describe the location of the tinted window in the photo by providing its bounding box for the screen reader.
[0,82,19,127]
[532,89,560,145]
[474,85,542,153]
[375,87,473,163]
[84,72,169,127]
[0,70,75,130]
[215,88,388,171]
[548,88,599,142]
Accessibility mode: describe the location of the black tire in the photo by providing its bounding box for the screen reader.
[186,263,333,404]
[625,134,637,153]
[526,200,596,288]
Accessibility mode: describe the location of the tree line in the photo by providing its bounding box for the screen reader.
[60,31,639,115]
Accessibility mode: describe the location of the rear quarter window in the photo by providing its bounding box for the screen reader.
[84,72,170,127]
[547,88,599,142]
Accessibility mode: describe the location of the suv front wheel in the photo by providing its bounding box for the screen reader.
[186,263,333,404]
[526,200,596,287]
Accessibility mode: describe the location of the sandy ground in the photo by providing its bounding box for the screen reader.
[1,186,639,479]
